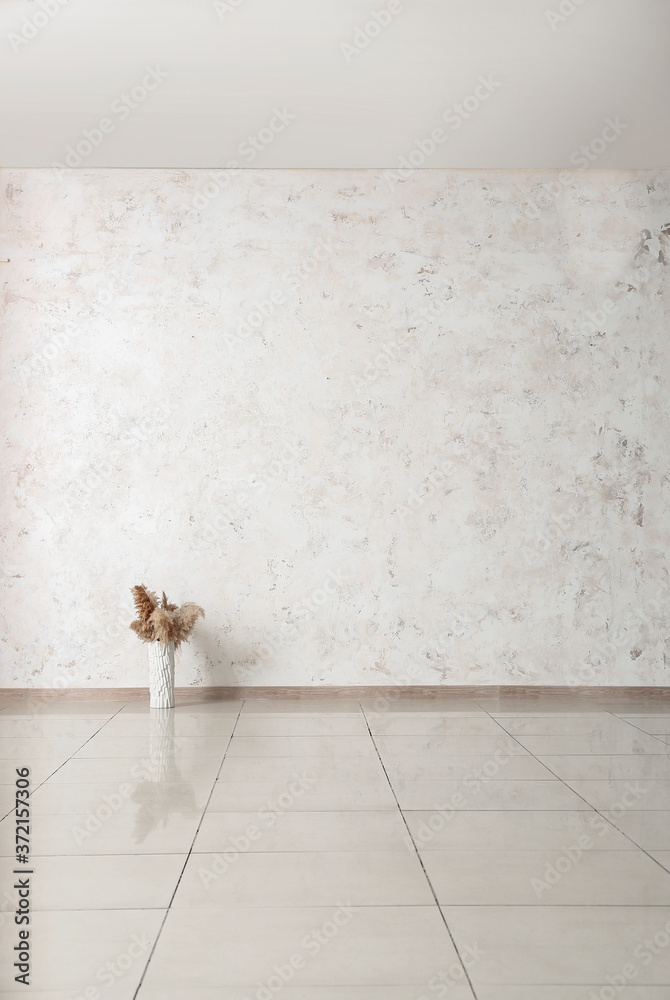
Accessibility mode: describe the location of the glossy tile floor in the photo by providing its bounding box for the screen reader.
[2,691,670,999]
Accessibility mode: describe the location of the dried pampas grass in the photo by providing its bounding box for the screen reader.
[130,584,204,649]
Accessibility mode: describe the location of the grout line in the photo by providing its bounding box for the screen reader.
[0,704,129,823]
[131,698,245,999]
[476,702,670,878]
[359,699,479,1000]
[609,711,670,745]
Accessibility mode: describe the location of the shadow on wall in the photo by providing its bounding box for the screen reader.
[187,625,257,688]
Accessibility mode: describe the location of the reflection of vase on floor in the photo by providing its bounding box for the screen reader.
[148,710,178,782]
[148,640,175,709]
[131,710,199,844]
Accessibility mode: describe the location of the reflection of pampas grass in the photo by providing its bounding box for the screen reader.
[130,584,204,649]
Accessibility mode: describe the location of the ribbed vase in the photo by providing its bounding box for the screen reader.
[148,707,177,780]
[148,640,175,709]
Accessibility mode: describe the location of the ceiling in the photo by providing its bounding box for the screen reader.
[0,0,668,168]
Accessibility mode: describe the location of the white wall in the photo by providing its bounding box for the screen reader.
[1,168,669,688]
[1,0,668,168]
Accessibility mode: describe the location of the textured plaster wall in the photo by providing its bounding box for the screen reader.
[1,168,669,688]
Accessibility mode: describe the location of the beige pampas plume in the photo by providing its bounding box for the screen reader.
[173,602,205,647]
[132,584,158,622]
[149,607,174,645]
[162,591,178,612]
[130,618,155,642]
[130,585,204,648]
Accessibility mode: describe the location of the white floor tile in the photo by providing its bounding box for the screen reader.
[242,699,362,713]
[0,718,106,738]
[374,735,526,757]
[73,735,232,759]
[423,849,670,904]
[119,701,243,715]
[1,701,127,717]
[0,759,65,784]
[226,736,376,756]
[192,809,410,853]
[392,778,590,811]
[539,754,670,780]
[620,717,670,734]
[0,853,184,908]
[101,713,238,737]
[566,778,670,811]
[174,850,433,906]
[42,755,222,785]
[0,909,164,992]
[25,775,211,812]
[442,905,670,984]
[0,802,204,855]
[136,990,475,1000]
[361,698,485,715]
[403,809,633,850]
[607,812,670,850]
[136,991,475,1000]
[234,714,369,736]
[499,714,638,735]
[141,905,464,988]
[217,755,387,784]
[367,715,505,736]
[208,776,397,812]
[476,989,670,999]
[512,732,670,755]
[0,737,87,759]
[383,753,550,781]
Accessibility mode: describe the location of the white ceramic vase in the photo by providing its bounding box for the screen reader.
[148,709,177,780]
[148,640,175,709]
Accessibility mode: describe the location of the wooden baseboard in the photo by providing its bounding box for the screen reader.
[2,685,670,701]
